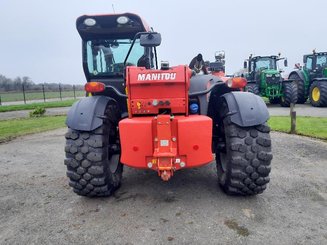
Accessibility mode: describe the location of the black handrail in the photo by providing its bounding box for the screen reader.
[105,85,128,98]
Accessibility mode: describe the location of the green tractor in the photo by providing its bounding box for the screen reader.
[243,55,297,107]
[288,51,327,107]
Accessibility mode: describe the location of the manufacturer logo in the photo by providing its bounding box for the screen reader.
[137,73,176,81]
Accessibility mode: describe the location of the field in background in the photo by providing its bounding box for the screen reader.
[0,116,66,143]
[268,116,327,140]
[0,90,84,103]
[0,99,77,113]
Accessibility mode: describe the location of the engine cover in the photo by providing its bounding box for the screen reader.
[125,65,191,116]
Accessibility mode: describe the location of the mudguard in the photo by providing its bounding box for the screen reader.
[289,70,305,81]
[66,96,114,131]
[189,74,222,115]
[282,79,294,83]
[222,92,269,127]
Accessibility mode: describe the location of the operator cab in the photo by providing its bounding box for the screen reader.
[303,52,327,77]
[247,56,278,73]
[77,13,157,80]
[244,55,288,81]
[76,13,159,114]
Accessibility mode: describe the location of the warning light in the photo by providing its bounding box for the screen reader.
[84,82,105,93]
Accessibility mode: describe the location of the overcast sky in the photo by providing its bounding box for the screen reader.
[1,0,326,84]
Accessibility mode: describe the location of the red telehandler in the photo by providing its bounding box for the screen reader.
[65,13,272,197]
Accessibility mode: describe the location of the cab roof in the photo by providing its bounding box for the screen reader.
[251,55,278,60]
[76,13,151,40]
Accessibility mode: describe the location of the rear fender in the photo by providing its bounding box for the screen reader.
[222,92,269,127]
[289,70,306,82]
[282,79,293,83]
[189,74,223,115]
[66,96,116,131]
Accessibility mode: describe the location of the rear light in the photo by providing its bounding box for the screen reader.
[84,82,105,93]
[226,77,247,89]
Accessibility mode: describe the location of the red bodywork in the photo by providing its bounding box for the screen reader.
[119,65,213,180]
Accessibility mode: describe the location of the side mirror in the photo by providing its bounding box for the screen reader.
[284,59,288,67]
[243,61,247,69]
[140,33,162,47]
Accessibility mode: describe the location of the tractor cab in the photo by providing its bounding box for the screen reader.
[77,13,156,80]
[244,55,286,82]
[76,13,157,114]
[302,52,327,79]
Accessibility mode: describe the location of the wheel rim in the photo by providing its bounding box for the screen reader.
[312,87,320,102]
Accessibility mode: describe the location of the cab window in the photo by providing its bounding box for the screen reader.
[305,57,313,70]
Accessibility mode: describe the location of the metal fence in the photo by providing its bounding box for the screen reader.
[0,84,85,105]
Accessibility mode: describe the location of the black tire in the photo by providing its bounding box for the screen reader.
[246,83,260,95]
[289,73,307,104]
[268,97,280,104]
[64,103,123,197]
[280,82,298,107]
[309,81,327,107]
[216,102,272,196]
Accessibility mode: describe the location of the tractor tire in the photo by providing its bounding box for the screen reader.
[246,83,260,95]
[268,97,280,104]
[280,82,298,107]
[216,102,272,196]
[64,103,123,197]
[289,73,307,104]
[309,81,327,107]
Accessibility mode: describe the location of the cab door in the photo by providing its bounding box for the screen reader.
[304,56,315,80]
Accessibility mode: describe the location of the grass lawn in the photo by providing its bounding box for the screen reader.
[0,99,77,112]
[0,90,85,102]
[268,116,327,140]
[0,115,326,144]
[0,116,66,143]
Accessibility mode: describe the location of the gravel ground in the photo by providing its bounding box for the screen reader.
[0,129,326,244]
